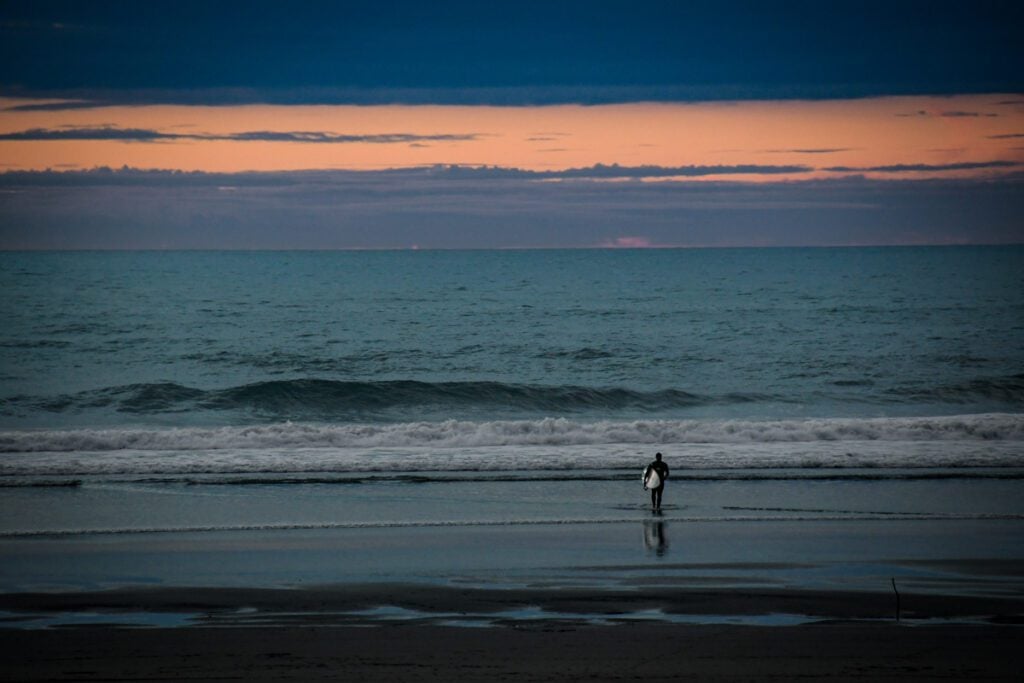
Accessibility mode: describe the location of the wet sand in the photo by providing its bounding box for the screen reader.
[5,518,1024,593]
[2,581,1023,625]
[3,621,1021,682]
[2,582,1022,681]
[2,518,1021,680]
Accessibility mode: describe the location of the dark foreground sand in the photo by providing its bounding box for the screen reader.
[3,622,1022,682]
[2,584,1022,681]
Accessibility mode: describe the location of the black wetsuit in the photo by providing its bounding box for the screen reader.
[646,459,669,509]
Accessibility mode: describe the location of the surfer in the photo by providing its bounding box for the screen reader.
[644,452,669,510]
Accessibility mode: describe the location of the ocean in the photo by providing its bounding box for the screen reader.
[1,247,1022,592]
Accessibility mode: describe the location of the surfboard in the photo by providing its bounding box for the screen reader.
[643,467,661,490]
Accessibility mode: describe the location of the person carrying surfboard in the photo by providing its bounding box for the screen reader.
[644,452,670,510]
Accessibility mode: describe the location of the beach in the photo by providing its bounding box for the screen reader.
[3,569,1023,682]
[4,0,1024,674]
[2,515,1023,680]
[1,248,1022,679]
[3,620,1022,682]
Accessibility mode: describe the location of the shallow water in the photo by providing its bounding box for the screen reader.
[0,468,1022,538]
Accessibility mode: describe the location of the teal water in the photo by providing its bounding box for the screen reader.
[0,247,1022,541]
[2,246,1022,425]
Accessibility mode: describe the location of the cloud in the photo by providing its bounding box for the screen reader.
[555,163,812,178]
[895,110,998,118]
[762,148,854,154]
[599,236,654,248]
[0,165,813,191]
[0,126,478,144]
[2,85,889,108]
[824,161,1019,173]
[0,126,171,141]
[6,160,1020,195]
[940,111,999,118]
[426,163,812,180]
[2,99,109,112]
[3,80,1018,110]
[220,131,478,144]
[526,132,570,142]
[987,133,1024,139]
[2,167,1022,249]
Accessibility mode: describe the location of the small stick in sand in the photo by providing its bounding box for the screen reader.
[891,577,901,622]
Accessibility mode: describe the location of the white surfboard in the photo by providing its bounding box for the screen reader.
[643,467,661,490]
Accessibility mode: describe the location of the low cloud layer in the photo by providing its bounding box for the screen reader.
[824,161,1019,173]
[428,163,813,180]
[762,148,855,154]
[895,110,999,118]
[2,166,1021,249]
[0,126,479,144]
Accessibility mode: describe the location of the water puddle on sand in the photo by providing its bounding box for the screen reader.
[0,610,193,629]
[0,606,1009,630]
[220,605,824,628]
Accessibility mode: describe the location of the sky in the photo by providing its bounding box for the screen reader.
[1,0,1022,249]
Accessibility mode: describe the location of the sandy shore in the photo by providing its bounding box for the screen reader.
[3,621,1021,682]
[2,583,1022,681]
[2,519,1021,680]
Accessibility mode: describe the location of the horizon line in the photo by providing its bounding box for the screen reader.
[2,243,1021,254]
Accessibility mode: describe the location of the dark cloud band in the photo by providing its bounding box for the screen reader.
[824,161,1019,173]
[762,148,854,154]
[413,163,813,179]
[1,167,1021,250]
[0,127,478,144]
[895,110,999,118]
[0,163,814,187]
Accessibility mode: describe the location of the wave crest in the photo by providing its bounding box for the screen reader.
[2,413,1021,453]
[5,375,1022,423]
[3,379,773,418]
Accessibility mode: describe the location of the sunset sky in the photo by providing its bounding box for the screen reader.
[1,1,1022,248]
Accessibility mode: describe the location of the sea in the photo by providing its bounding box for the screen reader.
[1,247,1023,590]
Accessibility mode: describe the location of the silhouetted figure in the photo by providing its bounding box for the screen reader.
[645,452,669,510]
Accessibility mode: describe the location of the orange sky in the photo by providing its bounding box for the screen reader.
[1,94,1022,180]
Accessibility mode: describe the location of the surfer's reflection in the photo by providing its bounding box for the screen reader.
[642,517,669,556]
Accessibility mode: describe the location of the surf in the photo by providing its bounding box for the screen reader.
[2,413,1021,454]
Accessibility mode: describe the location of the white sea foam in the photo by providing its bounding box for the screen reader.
[1,413,1021,455]
[0,434,1022,480]
[1,414,1022,479]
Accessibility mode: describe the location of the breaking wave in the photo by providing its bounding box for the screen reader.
[2,413,1022,454]
[4,375,1022,427]
[1,379,777,419]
